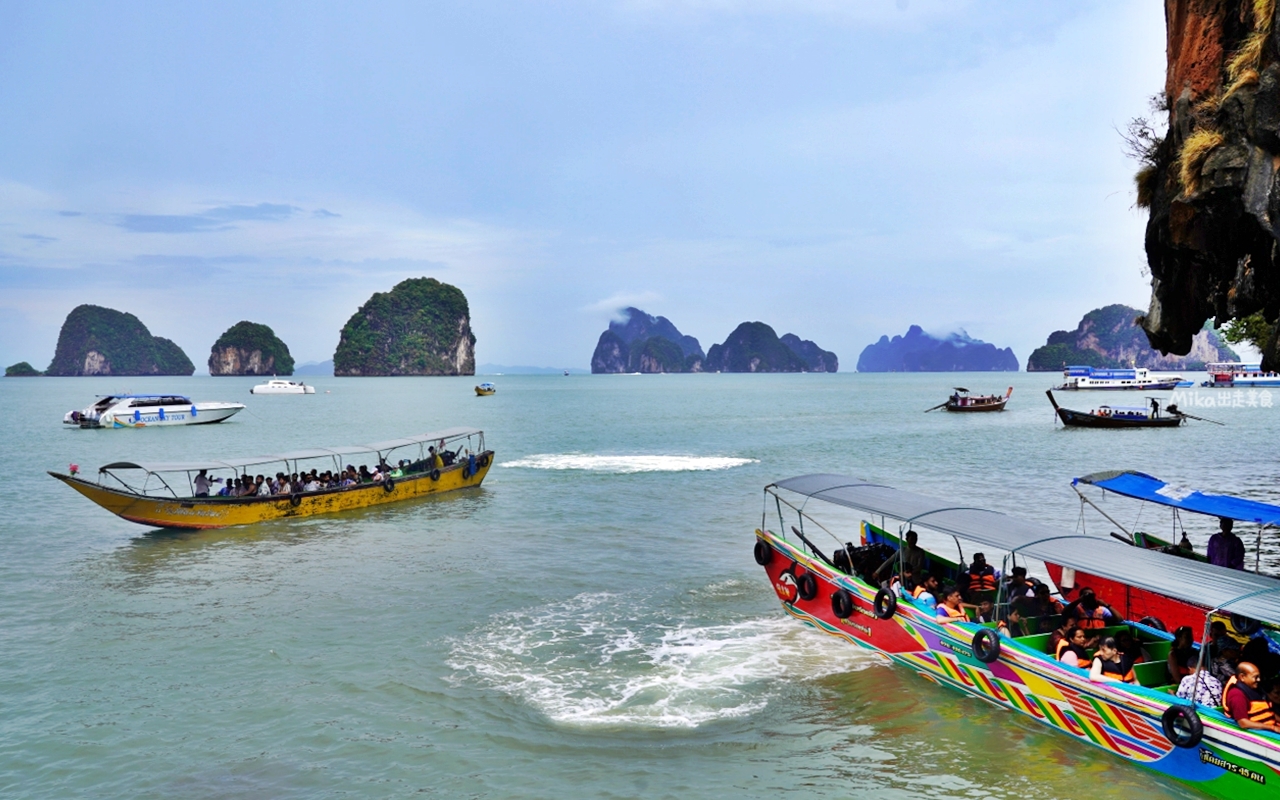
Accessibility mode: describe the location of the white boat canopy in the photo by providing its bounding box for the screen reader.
[770,473,1280,625]
[98,427,485,475]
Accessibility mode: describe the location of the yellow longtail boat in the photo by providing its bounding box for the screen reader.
[49,427,492,529]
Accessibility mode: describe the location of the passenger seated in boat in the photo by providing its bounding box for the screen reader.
[997,606,1025,638]
[1015,583,1064,620]
[1002,566,1036,601]
[889,563,917,598]
[975,599,996,623]
[1177,668,1223,706]
[935,586,971,623]
[1223,662,1280,733]
[1114,630,1146,663]
[961,553,998,598]
[1065,588,1113,630]
[1168,626,1198,680]
[873,529,925,583]
[256,475,270,496]
[1089,637,1136,684]
[1055,627,1091,668]
[910,574,940,610]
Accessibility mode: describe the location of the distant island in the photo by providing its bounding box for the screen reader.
[704,322,838,372]
[294,360,334,376]
[4,361,41,377]
[333,277,476,376]
[857,326,1017,372]
[591,308,705,373]
[44,304,195,376]
[1025,304,1236,371]
[209,321,295,376]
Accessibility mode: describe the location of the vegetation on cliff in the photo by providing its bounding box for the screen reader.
[590,308,704,373]
[705,322,815,373]
[857,325,1017,372]
[1027,305,1236,371]
[45,304,195,376]
[4,362,41,377]
[1134,0,1280,367]
[333,278,475,376]
[209,321,295,375]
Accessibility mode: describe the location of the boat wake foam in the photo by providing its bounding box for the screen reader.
[498,454,757,473]
[446,590,875,728]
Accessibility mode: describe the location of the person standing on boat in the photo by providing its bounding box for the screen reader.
[1223,662,1280,733]
[962,553,999,599]
[1208,517,1246,570]
[194,469,220,497]
[873,530,925,583]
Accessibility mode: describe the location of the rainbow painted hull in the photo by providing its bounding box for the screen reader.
[757,527,1280,799]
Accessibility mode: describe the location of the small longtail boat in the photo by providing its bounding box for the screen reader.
[49,427,492,530]
[755,473,1280,798]
[1063,471,1278,641]
[475,382,496,396]
[1046,390,1185,428]
[944,386,1012,412]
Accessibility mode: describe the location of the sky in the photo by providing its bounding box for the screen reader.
[0,1,1172,371]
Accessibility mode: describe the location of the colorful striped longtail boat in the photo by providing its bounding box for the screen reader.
[755,473,1280,799]
[50,427,492,529]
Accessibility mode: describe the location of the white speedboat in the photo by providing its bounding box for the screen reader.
[250,379,316,395]
[64,395,245,428]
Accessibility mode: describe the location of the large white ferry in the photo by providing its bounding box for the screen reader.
[63,394,245,428]
[1053,365,1182,391]
[1201,361,1280,387]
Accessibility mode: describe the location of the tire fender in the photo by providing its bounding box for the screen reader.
[873,589,897,620]
[972,628,1001,663]
[796,571,819,601]
[831,589,855,619]
[753,540,773,566]
[1161,705,1203,748]
[289,493,302,507]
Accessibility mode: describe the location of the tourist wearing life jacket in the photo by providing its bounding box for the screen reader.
[997,606,1025,639]
[910,574,941,611]
[1064,588,1114,630]
[1089,637,1136,684]
[1223,662,1280,733]
[1167,626,1198,680]
[1055,627,1091,668]
[963,553,998,597]
[935,586,973,624]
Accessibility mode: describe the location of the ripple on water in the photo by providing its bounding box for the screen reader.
[498,454,758,473]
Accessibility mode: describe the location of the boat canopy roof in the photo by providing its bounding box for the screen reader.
[98,427,483,475]
[772,473,1280,624]
[1075,470,1280,526]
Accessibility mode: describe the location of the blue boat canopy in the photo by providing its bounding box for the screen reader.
[770,473,1280,624]
[1074,470,1280,526]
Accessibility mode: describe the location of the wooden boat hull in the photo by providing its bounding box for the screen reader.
[49,453,494,529]
[475,388,495,395]
[757,527,1280,799]
[1055,408,1183,428]
[945,399,1008,412]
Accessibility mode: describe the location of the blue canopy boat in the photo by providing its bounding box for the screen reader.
[756,473,1280,798]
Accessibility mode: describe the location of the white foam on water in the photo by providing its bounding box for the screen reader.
[447,592,877,728]
[498,454,757,473]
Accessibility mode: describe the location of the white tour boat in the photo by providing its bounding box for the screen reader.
[250,379,316,395]
[1201,361,1280,387]
[64,394,245,428]
[1053,365,1182,391]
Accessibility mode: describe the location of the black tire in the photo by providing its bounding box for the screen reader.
[1161,704,1203,748]
[873,589,897,620]
[1139,616,1167,633]
[383,478,395,492]
[478,454,489,467]
[430,469,441,482]
[463,464,473,479]
[289,493,302,507]
[972,628,1001,663]
[1231,613,1262,637]
[831,589,854,619]
[797,572,819,601]
[753,540,773,566]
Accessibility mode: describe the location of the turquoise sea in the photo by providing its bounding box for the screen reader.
[1,372,1275,798]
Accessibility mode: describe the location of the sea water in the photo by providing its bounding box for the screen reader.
[0,372,1271,798]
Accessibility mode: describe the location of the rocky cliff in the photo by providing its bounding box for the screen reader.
[780,334,839,372]
[1027,304,1236,371]
[856,326,1018,372]
[209,321,295,376]
[1138,0,1280,367]
[333,278,475,376]
[701,322,826,372]
[590,308,704,373]
[45,304,195,376]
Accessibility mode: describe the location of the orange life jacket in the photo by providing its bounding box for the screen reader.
[912,585,931,600]
[1072,605,1108,630]
[966,565,997,593]
[937,604,966,621]
[1224,677,1277,725]
[1094,655,1135,683]
[1055,639,1088,664]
